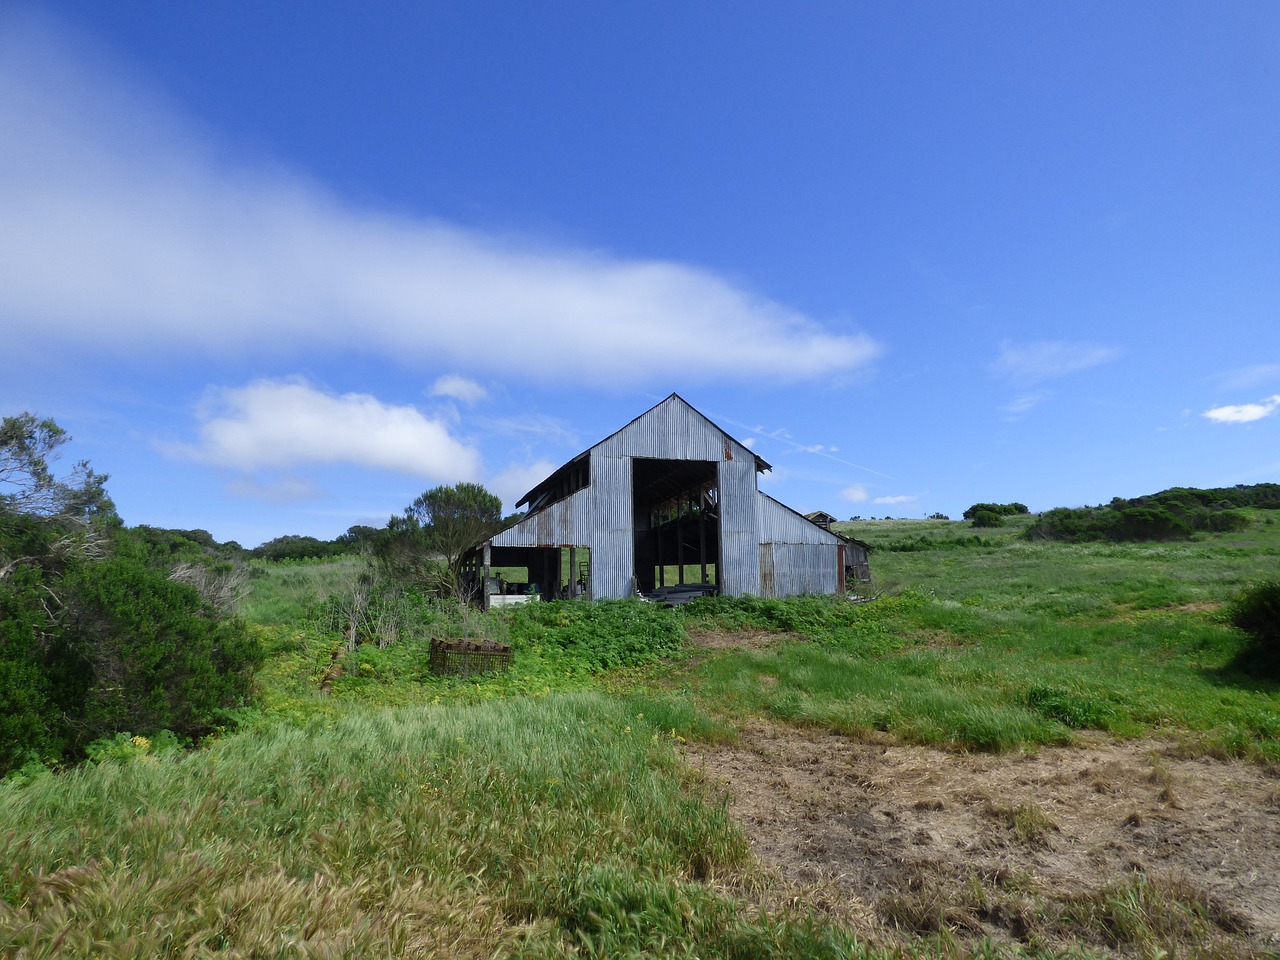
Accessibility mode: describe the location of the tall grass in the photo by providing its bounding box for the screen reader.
[0,692,876,959]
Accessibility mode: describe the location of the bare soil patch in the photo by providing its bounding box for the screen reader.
[685,722,1280,956]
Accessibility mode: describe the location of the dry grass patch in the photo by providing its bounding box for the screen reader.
[683,720,1280,956]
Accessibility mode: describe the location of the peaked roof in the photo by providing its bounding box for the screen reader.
[516,393,771,509]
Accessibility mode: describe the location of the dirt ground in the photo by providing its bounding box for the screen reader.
[683,713,1280,956]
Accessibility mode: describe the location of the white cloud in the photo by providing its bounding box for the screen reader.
[840,484,869,503]
[489,458,561,510]
[165,378,482,479]
[992,340,1121,384]
[0,14,882,387]
[741,436,757,450]
[1218,364,1280,392]
[431,375,487,405]
[1202,395,1280,425]
[874,494,917,505]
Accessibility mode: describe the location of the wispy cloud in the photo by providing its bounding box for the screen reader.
[992,340,1121,385]
[873,494,918,506]
[1217,364,1280,392]
[163,378,482,480]
[430,375,487,405]
[1202,395,1280,425]
[1000,392,1049,419]
[0,12,882,388]
[839,484,869,503]
[710,412,895,481]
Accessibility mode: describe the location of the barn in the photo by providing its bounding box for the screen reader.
[466,394,859,605]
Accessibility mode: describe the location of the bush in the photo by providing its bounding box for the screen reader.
[58,543,264,746]
[963,502,1028,520]
[0,532,264,775]
[1229,581,1280,680]
[970,509,1004,528]
[1114,507,1191,542]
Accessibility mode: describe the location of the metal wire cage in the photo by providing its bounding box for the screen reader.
[428,637,513,676]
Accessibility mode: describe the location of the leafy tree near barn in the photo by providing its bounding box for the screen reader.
[0,413,262,775]
[376,482,504,600]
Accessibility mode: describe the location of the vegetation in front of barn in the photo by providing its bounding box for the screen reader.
[4,488,1280,956]
[0,692,881,959]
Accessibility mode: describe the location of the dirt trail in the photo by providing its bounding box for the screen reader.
[685,721,1280,956]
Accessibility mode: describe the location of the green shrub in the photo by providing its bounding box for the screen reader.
[963,502,1028,520]
[505,599,685,670]
[1114,507,1192,542]
[0,565,65,772]
[1197,509,1251,533]
[0,533,264,775]
[1229,580,1280,680]
[970,509,1003,528]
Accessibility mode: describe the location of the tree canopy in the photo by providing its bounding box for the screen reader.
[377,482,504,599]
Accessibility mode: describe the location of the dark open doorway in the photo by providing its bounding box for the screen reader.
[631,457,720,595]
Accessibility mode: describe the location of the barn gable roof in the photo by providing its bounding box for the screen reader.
[516,393,770,510]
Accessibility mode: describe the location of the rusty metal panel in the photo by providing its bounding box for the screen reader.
[767,543,840,597]
[758,542,776,598]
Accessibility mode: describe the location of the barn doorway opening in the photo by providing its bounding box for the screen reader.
[631,458,720,598]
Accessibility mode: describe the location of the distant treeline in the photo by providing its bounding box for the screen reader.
[1025,483,1280,543]
[127,525,385,563]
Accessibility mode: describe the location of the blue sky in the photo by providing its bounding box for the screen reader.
[2,2,1278,548]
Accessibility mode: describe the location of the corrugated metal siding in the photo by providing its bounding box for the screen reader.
[718,458,760,596]
[594,395,755,464]
[757,495,844,545]
[759,543,776,598]
[488,395,846,601]
[756,496,842,597]
[586,454,634,598]
[766,543,840,596]
[491,491,591,547]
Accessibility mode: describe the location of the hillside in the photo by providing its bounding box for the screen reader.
[3,510,1278,957]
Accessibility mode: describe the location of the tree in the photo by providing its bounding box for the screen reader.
[1,413,113,522]
[378,482,503,600]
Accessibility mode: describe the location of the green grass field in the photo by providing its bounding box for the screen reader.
[3,511,1278,958]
